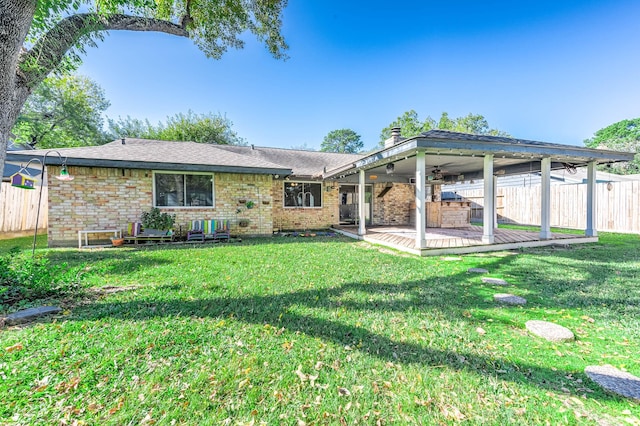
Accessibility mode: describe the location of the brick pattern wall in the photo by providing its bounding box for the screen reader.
[47,166,274,246]
[371,183,414,226]
[271,180,339,231]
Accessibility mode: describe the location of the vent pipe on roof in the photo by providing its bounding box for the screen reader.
[384,127,402,148]
[121,138,126,145]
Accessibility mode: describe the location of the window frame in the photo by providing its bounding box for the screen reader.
[152,171,215,208]
[283,180,323,209]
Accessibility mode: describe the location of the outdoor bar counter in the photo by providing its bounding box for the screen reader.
[426,201,472,228]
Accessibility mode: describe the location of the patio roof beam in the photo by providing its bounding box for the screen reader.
[414,137,633,162]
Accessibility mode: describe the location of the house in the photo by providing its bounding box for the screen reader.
[6,130,634,253]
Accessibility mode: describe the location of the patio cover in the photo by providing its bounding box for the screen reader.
[324,130,635,252]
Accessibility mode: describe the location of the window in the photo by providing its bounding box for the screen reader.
[284,182,322,208]
[154,172,214,207]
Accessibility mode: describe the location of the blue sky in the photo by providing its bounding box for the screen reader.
[78,1,640,151]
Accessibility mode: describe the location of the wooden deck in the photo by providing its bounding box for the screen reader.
[332,225,597,256]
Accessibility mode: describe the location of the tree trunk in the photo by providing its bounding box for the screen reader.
[0,4,189,195]
[0,0,36,194]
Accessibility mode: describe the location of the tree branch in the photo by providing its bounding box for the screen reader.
[18,13,189,89]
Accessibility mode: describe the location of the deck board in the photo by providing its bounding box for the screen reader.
[333,225,588,256]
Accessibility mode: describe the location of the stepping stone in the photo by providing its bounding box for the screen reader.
[2,306,62,326]
[468,268,488,274]
[482,277,509,286]
[494,293,527,305]
[584,365,640,401]
[525,320,574,342]
[441,256,462,261]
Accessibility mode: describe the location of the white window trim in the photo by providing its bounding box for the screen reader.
[152,171,215,208]
[283,180,323,209]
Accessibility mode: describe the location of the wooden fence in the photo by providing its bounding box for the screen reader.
[455,180,640,234]
[0,182,47,236]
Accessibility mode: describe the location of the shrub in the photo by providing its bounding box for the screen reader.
[141,207,176,230]
[0,249,83,307]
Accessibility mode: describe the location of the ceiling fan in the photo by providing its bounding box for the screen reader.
[429,166,447,181]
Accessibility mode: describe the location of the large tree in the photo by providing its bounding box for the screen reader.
[107,110,246,145]
[584,118,640,174]
[0,0,288,188]
[379,110,510,146]
[320,128,363,153]
[12,74,110,148]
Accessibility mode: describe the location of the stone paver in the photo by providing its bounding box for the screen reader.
[494,293,527,305]
[468,268,488,274]
[482,277,509,286]
[525,320,574,342]
[3,306,62,326]
[585,365,640,401]
[442,256,462,261]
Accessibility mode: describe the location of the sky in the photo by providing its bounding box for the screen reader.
[77,0,640,151]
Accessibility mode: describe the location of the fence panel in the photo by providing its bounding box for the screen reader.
[455,181,640,234]
[0,182,47,234]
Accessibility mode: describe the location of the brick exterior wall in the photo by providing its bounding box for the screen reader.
[371,183,414,226]
[46,166,275,246]
[270,180,339,231]
[46,166,419,246]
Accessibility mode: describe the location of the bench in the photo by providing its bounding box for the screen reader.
[187,219,230,242]
[78,229,122,249]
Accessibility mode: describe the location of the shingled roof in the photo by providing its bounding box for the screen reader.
[6,139,364,178]
[215,145,363,178]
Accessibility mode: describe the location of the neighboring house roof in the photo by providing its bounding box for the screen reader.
[6,139,293,175]
[443,167,640,192]
[3,140,38,180]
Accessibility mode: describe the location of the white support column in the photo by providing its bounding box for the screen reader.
[540,157,552,239]
[586,161,598,237]
[482,154,495,244]
[358,169,366,236]
[415,150,427,249]
[493,175,499,229]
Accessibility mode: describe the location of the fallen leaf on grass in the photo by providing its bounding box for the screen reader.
[338,387,351,396]
[476,327,486,335]
[108,399,124,415]
[56,376,80,394]
[441,405,465,421]
[5,343,23,353]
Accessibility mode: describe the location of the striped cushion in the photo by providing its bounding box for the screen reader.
[217,219,230,232]
[190,220,204,232]
[203,220,215,235]
[127,222,142,236]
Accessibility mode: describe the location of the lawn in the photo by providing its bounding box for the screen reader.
[1,233,639,425]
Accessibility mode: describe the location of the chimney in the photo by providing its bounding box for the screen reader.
[384,127,402,148]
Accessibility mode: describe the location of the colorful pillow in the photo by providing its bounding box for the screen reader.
[126,222,141,236]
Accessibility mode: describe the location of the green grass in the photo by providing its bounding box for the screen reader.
[1,233,639,424]
[0,234,47,254]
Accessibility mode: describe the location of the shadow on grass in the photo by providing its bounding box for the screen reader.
[67,274,623,403]
[46,248,175,275]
